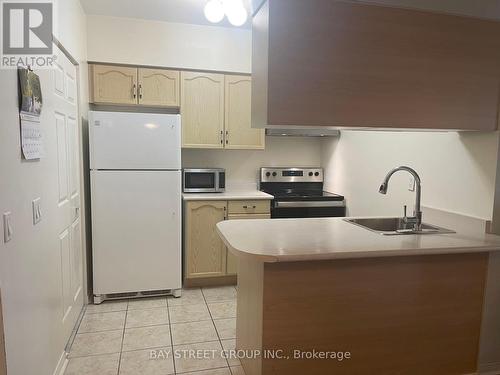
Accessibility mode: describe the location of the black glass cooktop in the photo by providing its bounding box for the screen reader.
[260,182,344,201]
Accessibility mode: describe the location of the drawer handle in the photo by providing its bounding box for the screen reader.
[243,205,257,209]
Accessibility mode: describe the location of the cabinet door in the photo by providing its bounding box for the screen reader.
[225,75,265,149]
[91,64,138,105]
[185,201,227,279]
[138,68,180,107]
[226,213,270,275]
[181,71,225,148]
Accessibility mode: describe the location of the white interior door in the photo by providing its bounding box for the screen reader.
[91,170,182,295]
[53,46,83,339]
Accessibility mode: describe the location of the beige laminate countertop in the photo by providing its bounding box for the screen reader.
[216,217,500,262]
[182,190,273,201]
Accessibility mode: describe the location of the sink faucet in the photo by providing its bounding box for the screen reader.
[379,166,422,231]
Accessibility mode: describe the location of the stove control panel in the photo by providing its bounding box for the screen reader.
[260,167,323,183]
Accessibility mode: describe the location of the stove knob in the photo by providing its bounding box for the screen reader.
[308,172,313,176]
[314,172,320,176]
[272,172,277,177]
[265,172,271,177]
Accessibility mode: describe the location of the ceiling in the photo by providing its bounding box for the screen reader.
[79,0,254,29]
[79,0,500,30]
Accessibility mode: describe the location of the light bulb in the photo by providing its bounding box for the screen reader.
[204,0,224,23]
[222,0,243,15]
[226,2,248,26]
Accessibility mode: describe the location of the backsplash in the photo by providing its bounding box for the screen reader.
[182,137,322,189]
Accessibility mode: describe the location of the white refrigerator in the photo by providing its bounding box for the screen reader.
[89,111,182,303]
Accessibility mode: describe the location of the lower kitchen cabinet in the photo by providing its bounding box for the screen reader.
[184,200,271,285]
[184,201,228,279]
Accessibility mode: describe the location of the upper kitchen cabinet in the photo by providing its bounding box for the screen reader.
[252,0,500,131]
[225,75,265,149]
[90,64,138,105]
[181,71,225,148]
[90,64,181,108]
[138,68,180,107]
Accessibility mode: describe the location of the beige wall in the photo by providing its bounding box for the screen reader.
[0,1,88,374]
[86,14,269,187]
[87,15,252,73]
[182,137,323,188]
[321,131,499,220]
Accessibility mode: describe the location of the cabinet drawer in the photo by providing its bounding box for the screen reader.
[227,213,270,220]
[228,200,270,214]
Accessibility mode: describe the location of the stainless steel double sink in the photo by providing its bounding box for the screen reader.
[344,217,455,236]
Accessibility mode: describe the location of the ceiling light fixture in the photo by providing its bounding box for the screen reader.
[204,0,225,23]
[204,0,248,27]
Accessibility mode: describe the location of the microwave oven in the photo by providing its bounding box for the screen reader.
[183,169,226,193]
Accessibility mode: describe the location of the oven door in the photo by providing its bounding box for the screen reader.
[183,170,219,192]
[271,200,346,218]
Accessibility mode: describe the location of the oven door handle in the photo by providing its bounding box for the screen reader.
[274,201,346,208]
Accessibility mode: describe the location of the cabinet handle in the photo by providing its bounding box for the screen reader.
[243,205,257,209]
[225,130,229,145]
[220,130,223,144]
[132,84,137,99]
[139,84,143,99]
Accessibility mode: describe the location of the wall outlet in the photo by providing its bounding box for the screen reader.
[32,198,42,225]
[3,212,12,243]
[408,177,416,192]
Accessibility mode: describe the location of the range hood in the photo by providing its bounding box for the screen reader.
[265,128,340,137]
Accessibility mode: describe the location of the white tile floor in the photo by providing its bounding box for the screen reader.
[65,286,244,375]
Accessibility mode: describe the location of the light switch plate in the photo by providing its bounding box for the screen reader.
[3,212,12,243]
[32,198,42,225]
[408,177,415,192]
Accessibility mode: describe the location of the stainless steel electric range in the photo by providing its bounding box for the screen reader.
[259,167,346,218]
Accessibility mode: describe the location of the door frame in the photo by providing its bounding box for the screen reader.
[0,289,6,375]
[53,37,90,304]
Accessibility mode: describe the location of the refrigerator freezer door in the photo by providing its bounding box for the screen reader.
[91,170,181,294]
[89,111,181,170]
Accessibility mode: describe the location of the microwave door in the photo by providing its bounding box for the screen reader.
[184,172,217,192]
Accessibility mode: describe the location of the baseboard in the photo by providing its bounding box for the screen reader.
[478,362,500,375]
[0,291,6,375]
[184,275,237,288]
[52,351,68,375]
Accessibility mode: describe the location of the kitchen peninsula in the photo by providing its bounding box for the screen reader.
[217,217,500,375]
